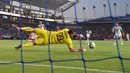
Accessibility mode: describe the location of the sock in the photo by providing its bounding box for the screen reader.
[113,40,116,45]
[87,38,89,43]
[120,37,123,45]
[121,40,123,45]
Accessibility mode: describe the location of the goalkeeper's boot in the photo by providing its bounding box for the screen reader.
[15,45,22,50]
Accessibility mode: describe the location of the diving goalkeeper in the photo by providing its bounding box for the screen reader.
[12,24,85,52]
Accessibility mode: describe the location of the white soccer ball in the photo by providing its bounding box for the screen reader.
[88,41,96,49]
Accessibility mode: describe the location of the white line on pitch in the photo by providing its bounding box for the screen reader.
[0,61,124,73]
[24,64,123,73]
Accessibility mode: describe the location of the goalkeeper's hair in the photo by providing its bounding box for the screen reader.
[68,30,74,34]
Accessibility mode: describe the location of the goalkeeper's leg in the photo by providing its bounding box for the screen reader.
[12,24,43,36]
[15,38,44,50]
[15,42,35,50]
[21,27,34,32]
[12,24,34,32]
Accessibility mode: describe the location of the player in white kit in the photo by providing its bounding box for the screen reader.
[112,23,124,45]
[126,33,129,41]
[38,21,46,30]
[86,30,92,44]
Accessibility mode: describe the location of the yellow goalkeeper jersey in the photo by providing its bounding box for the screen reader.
[35,28,72,49]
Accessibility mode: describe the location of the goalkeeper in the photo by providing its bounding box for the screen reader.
[12,24,85,52]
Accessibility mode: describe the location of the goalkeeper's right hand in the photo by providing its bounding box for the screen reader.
[69,48,86,52]
[78,48,86,52]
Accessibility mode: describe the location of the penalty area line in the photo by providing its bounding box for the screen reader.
[0,61,123,73]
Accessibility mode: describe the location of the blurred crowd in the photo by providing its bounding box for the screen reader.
[0,18,130,41]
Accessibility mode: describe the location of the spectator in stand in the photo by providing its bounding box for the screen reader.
[0,30,1,40]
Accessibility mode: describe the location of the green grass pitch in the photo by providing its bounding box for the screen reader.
[0,40,130,73]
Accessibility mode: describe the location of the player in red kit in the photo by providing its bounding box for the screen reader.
[56,26,60,32]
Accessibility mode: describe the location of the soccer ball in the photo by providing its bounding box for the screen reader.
[88,41,96,49]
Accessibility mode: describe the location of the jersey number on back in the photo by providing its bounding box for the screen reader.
[56,32,64,41]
